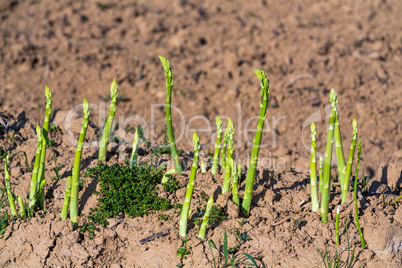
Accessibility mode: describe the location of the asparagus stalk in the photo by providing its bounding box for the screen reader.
[36,86,52,209]
[320,89,337,224]
[201,161,207,174]
[99,80,118,162]
[161,169,176,186]
[335,206,340,245]
[4,155,17,216]
[319,156,323,193]
[231,159,240,207]
[130,125,143,167]
[334,111,346,188]
[29,125,42,206]
[198,196,214,240]
[241,70,270,217]
[159,56,183,174]
[354,140,365,248]
[341,119,358,203]
[70,99,90,227]
[61,176,72,220]
[222,119,234,193]
[221,122,231,172]
[179,132,200,237]
[211,116,223,175]
[18,196,26,219]
[310,122,319,212]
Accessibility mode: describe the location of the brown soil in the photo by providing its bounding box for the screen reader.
[0,0,401,267]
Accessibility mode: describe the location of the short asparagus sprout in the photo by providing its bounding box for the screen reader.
[211,116,223,175]
[159,56,183,174]
[335,206,340,245]
[179,132,200,237]
[99,79,118,162]
[161,169,176,186]
[36,86,53,209]
[342,119,358,203]
[319,156,323,193]
[354,140,365,249]
[222,119,235,193]
[201,161,207,174]
[310,122,319,212]
[4,155,17,216]
[221,121,232,172]
[230,159,240,207]
[242,69,270,217]
[198,196,214,240]
[70,99,90,227]
[29,125,42,206]
[18,196,26,219]
[334,110,346,188]
[130,125,144,167]
[61,176,72,220]
[320,89,337,224]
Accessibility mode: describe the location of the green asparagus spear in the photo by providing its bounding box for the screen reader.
[130,125,144,167]
[222,119,234,193]
[159,56,183,174]
[354,140,365,248]
[231,159,240,207]
[335,206,340,245]
[179,132,200,237]
[61,176,72,220]
[341,119,358,203]
[211,116,223,175]
[320,89,337,224]
[4,155,17,216]
[99,80,118,162]
[29,125,42,206]
[334,111,346,188]
[241,70,270,217]
[198,196,214,240]
[319,156,323,193]
[70,99,90,227]
[18,196,26,219]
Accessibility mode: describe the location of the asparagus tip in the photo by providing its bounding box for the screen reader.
[158,55,172,77]
[311,122,316,140]
[45,85,52,100]
[83,98,90,117]
[193,131,200,148]
[215,116,222,129]
[253,69,270,96]
[330,88,338,105]
[353,118,358,136]
[110,79,118,99]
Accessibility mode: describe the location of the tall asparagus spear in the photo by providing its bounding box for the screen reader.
[320,89,337,224]
[222,119,234,193]
[211,116,223,175]
[310,122,319,212]
[70,99,90,227]
[179,132,200,237]
[130,125,144,167]
[231,159,240,207]
[99,80,118,162]
[4,155,17,216]
[198,196,214,240]
[159,56,183,174]
[36,86,52,209]
[221,122,231,173]
[354,140,365,248]
[319,156,323,193]
[61,176,72,220]
[241,70,269,217]
[29,125,42,206]
[341,119,358,203]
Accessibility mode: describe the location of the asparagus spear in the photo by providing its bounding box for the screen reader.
[36,86,52,209]
[341,119,358,203]
[61,176,72,220]
[179,132,200,237]
[4,155,17,216]
[320,89,337,224]
[334,111,346,188]
[354,140,365,248]
[310,122,319,212]
[231,159,240,207]
[201,161,207,174]
[17,196,26,219]
[241,70,270,217]
[161,169,176,187]
[70,99,90,227]
[319,156,323,193]
[159,56,183,174]
[221,121,231,173]
[29,125,42,206]
[335,206,340,245]
[99,79,118,162]
[198,196,214,240]
[211,116,223,175]
[130,125,144,167]
[222,119,234,193]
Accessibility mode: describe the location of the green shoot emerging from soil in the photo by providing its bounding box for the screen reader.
[198,196,214,240]
[222,118,234,193]
[242,69,270,217]
[130,125,144,167]
[82,163,175,239]
[354,140,365,249]
[4,155,17,216]
[310,122,319,212]
[211,116,223,175]
[159,56,183,174]
[99,79,118,162]
[342,119,358,203]
[70,99,90,227]
[179,132,200,237]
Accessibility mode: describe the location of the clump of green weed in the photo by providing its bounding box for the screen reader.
[81,163,176,238]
